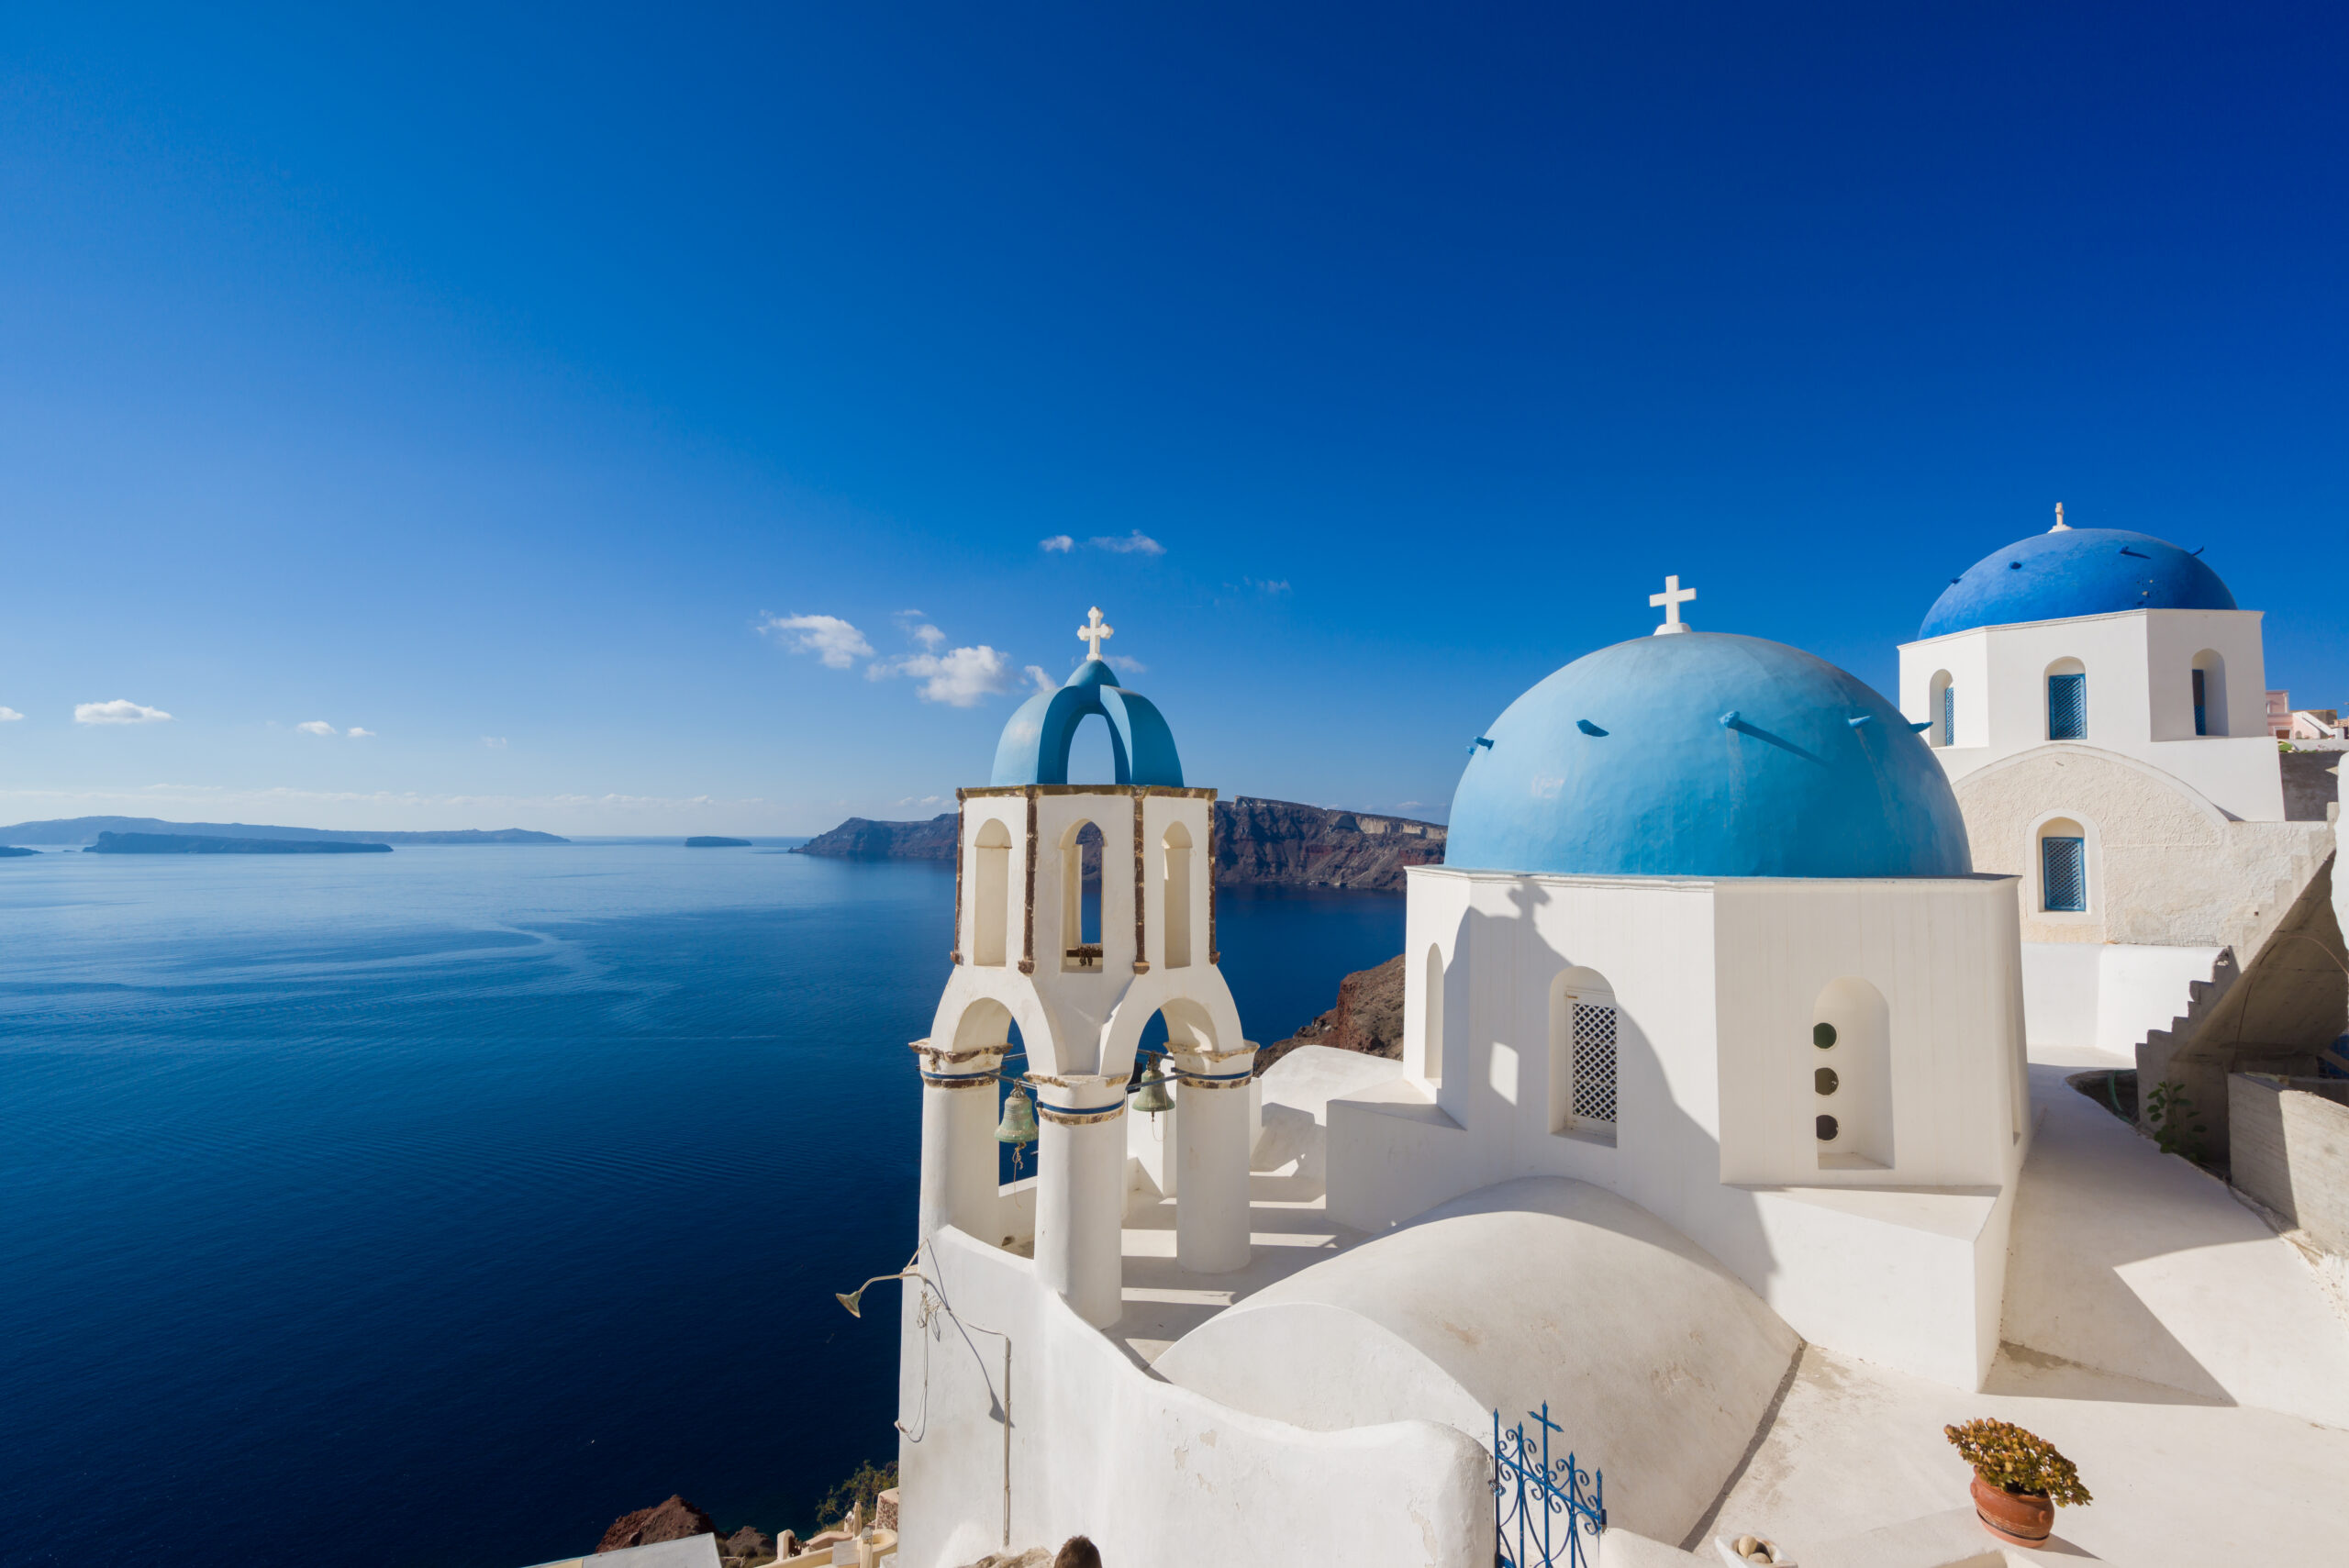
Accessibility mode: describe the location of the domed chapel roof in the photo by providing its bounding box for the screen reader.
[1916,522,2235,640]
[990,607,1185,786]
[1445,607,1970,879]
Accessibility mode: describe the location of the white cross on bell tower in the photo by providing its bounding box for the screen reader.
[1650,574,1696,635]
[1078,606,1115,662]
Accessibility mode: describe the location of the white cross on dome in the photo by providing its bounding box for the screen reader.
[1650,574,1696,635]
[1077,606,1115,661]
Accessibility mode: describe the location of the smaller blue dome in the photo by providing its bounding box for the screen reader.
[1918,527,2233,640]
[1446,633,1970,880]
[991,659,1184,787]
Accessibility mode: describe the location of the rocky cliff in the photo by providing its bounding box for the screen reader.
[1256,952,1408,1073]
[793,797,1443,891]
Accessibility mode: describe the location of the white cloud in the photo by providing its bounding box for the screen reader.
[296,720,338,737]
[1040,535,1074,552]
[1024,665,1058,696]
[1106,655,1148,675]
[0,707,21,722]
[1091,530,1165,556]
[75,699,173,725]
[482,736,509,749]
[910,623,946,651]
[1244,576,1291,595]
[758,613,874,669]
[870,644,1014,707]
[348,728,376,739]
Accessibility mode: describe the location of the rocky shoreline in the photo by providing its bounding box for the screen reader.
[1255,951,1408,1073]
[794,795,1443,892]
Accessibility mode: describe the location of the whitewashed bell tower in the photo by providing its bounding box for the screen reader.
[912,609,1253,1327]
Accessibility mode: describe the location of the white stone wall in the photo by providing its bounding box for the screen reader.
[896,1226,1490,1568]
[2229,1073,2349,1255]
[1950,745,2328,951]
[1899,606,2283,821]
[1341,865,2029,1388]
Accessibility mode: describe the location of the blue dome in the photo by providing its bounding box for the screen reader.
[1446,633,1971,879]
[1918,527,2234,640]
[991,658,1184,787]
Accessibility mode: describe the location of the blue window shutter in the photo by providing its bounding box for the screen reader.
[2043,836,2087,912]
[2047,673,2087,740]
[2192,669,2208,737]
[1942,684,1954,747]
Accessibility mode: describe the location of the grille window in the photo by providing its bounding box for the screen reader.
[1942,684,1954,747]
[2042,836,2087,913]
[1570,1002,1618,1126]
[2047,673,2087,740]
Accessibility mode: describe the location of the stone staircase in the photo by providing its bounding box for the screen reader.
[2134,844,2343,1159]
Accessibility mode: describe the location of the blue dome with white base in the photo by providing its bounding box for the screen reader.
[1445,632,1971,879]
[1918,527,2233,640]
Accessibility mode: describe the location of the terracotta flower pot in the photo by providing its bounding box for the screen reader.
[1971,1475,2054,1545]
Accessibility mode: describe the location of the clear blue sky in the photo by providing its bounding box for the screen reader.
[2,4,2341,833]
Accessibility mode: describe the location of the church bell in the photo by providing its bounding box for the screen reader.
[996,1085,1038,1145]
[1132,1060,1175,1117]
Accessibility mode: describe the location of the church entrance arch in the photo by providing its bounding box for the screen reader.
[1928,669,1955,748]
[2191,650,2228,737]
[1420,944,1447,1085]
[1060,819,1105,971]
[972,818,1011,967]
[1162,821,1195,969]
[1812,977,1892,1169]
[1548,967,1619,1145]
[2044,657,2087,740]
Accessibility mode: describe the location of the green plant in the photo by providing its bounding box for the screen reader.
[2143,1078,2209,1160]
[818,1459,898,1530]
[1943,1419,2092,1507]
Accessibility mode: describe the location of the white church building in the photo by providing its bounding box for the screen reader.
[884,581,2349,1568]
[1895,514,2333,1070]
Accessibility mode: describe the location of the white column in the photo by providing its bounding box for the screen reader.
[1033,1074,1127,1327]
[914,1040,1004,1243]
[1171,1046,1254,1273]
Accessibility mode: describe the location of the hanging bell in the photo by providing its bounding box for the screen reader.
[1132,1060,1175,1117]
[996,1085,1038,1145]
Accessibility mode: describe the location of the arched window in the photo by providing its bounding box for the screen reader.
[1927,670,1955,748]
[1161,821,1194,969]
[2045,658,2087,740]
[2037,816,2089,914]
[1548,969,1618,1145]
[2191,650,2228,737]
[1812,977,1892,1169]
[972,818,1011,967]
[1420,944,1445,1084]
[1061,820,1104,972]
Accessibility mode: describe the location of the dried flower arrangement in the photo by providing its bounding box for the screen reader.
[1943,1418,2093,1506]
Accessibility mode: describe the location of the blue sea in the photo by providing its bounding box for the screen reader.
[0,842,1401,1568]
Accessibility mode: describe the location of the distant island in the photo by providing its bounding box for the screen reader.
[0,845,33,859]
[89,832,393,855]
[795,796,1444,892]
[0,816,569,847]
[685,836,752,848]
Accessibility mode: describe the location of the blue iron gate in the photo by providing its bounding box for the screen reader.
[1493,1405,1604,1568]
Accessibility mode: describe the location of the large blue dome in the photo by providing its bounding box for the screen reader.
[1918,527,2234,640]
[1445,633,1971,879]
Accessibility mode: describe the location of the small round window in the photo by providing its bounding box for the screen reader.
[1813,1022,1837,1049]
[1815,1067,1839,1095]
[1816,1114,1840,1141]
